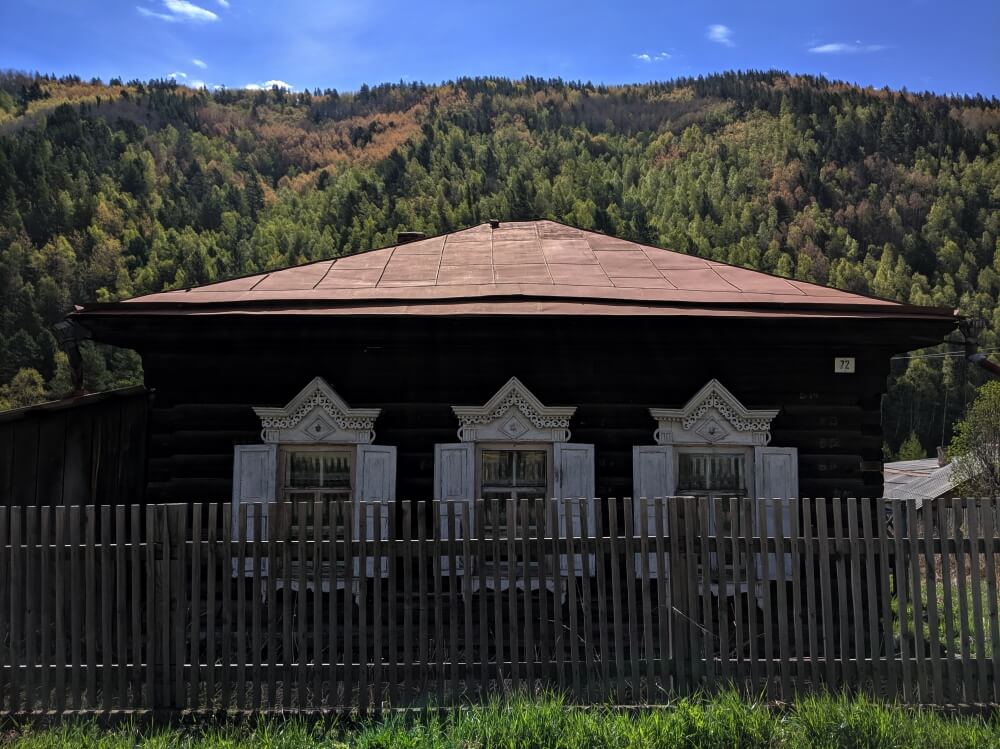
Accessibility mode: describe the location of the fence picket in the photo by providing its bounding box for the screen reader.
[982,498,1000,705]
[402,501,414,706]
[906,501,927,703]
[967,498,988,702]
[846,500,866,694]
[53,507,66,713]
[891,500,912,702]
[773,496,791,700]
[922,497,943,704]
[206,503,218,711]
[25,507,39,712]
[832,499,850,690]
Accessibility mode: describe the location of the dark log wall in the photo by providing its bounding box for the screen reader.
[0,387,150,507]
[115,315,952,504]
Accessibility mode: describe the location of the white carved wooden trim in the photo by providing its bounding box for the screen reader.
[452,377,576,443]
[253,376,381,444]
[649,379,779,447]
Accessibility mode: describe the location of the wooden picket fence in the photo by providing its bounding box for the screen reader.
[0,497,998,715]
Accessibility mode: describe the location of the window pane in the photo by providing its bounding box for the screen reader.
[320,453,351,488]
[678,454,709,491]
[679,452,746,493]
[711,454,745,491]
[482,451,514,486]
[515,451,547,487]
[287,450,351,489]
[288,453,322,487]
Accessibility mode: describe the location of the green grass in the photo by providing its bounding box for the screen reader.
[5,692,999,749]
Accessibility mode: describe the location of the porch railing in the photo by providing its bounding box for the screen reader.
[0,496,997,714]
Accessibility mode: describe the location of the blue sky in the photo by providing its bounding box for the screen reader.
[2,0,998,97]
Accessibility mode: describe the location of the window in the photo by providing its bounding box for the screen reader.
[235,378,396,584]
[677,450,748,499]
[279,446,353,545]
[438,377,594,580]
[677,448,751,579]
[480,447,549,539]
[282,447,353,502]
[638,380,797,583]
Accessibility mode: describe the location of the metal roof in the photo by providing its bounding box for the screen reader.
[73,220,958,320]
[884,457,972,505]
[883,458,940,500]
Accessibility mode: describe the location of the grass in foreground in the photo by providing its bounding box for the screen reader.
[5,692,999,749]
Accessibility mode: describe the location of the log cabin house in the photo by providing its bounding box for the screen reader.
[68,219,957,585]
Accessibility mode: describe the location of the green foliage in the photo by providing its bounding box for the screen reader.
[0,367,45,410]
[948,379,1000,494]
[897,431,928,461]
[7,693,1000,748]
[1,69,999,446]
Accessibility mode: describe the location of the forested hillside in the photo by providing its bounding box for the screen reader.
[1,70,998,456]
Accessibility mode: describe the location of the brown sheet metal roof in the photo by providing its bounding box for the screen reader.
[73,220,957,321]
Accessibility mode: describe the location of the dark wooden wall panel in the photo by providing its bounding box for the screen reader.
[0,388,150,508]
[125,315,931,504]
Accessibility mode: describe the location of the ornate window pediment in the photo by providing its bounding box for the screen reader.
[649,379,778,447]
[452,377,576,443]
[253,377,380,444]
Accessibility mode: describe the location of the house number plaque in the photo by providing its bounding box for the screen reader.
[834,357,856,373]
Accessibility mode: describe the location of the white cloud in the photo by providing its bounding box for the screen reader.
[192,58,208,69]
[190,79,207,89]
[165,0,218,20]
[707,24,734,47]
[216,0,230,6]
[245,80,294,91]
[633,51,671,63]
[809,41,887,54]
[137,0,218,23]
[167,71,187,79]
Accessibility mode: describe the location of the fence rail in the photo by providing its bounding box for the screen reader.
[1,496,998,714]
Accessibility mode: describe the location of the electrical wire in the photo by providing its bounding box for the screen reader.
[892,347,1000,361]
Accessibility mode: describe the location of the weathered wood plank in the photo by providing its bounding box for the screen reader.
[967,499,988,702]
[220,503,233,710]
[402,501,414,706]
[53,507,66,713]
[906,501,926,703]
[846,499,866,693]
[982,499,1000,706]
[206,503,218,710]
[640,498,655,700]
[190,504,202,709]
[100,505,113,711]
[623,497,640,702]
[772,497,790,700]
[891,500,912,703]
[921,498,943,704]
[85,505,97,709]
[608,498,625,703]
[876,498,896,700]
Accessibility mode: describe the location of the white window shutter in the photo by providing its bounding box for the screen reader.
[753,446,798,579]
[554,442,595,575]
[355,444,396,577]
[231,444,277,576]
[632,445,674,577]
[434,443,474,573]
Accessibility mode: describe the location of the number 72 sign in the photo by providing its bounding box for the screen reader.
[835,357,856,373]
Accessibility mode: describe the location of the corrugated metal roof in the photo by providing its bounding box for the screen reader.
[883,458,940,500]
[884,457,974,505]
[73,220,958,320]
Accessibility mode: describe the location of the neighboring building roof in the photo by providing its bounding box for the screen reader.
[885,457,970,506]
[72,220,958,321]
[883,458,940,500]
